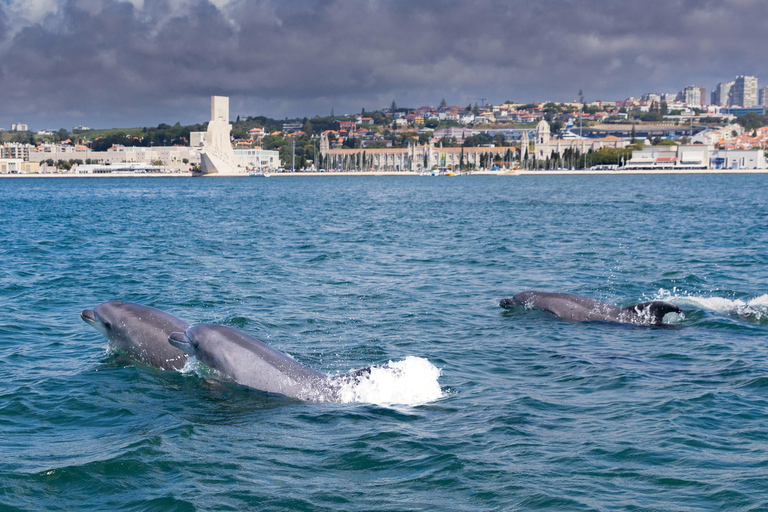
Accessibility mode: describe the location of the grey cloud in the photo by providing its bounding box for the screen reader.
[1,0,766,129]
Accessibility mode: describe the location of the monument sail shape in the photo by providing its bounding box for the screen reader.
[199,96,241,175]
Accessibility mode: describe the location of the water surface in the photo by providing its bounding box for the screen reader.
[1,175,767,510]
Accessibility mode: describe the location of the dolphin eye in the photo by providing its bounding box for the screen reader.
[104,322,112,330]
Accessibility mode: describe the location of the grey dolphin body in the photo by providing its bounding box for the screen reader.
[169,324,367,401]
[81,301,189,370]
[499,291,681,325]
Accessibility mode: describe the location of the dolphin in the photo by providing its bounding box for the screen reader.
[81,301,190,370]
[499,291,682,326]
[168,324,369,402]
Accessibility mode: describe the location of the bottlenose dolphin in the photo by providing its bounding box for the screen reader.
[169,324,369,401]
[81,301,189,370]
[499,291,681,325]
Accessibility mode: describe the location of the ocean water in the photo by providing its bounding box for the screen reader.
[1,174,767,511]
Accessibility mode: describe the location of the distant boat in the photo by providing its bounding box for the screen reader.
[250,172,270,177]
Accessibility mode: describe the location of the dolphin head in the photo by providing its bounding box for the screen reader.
[499,293,531,309]
[499,298,517,309]
[168,331,197,356]
[81,300,126,338]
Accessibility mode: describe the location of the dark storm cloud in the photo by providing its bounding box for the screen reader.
[1,0,766,128]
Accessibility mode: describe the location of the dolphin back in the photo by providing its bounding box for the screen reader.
[500,291,681,325]
[186,324,333,400]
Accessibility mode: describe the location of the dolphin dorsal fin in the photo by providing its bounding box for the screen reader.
[625,301,681,325]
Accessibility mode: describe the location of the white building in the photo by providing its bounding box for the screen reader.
[233,148,279,170]
[713,81,734,106]
[625,144,766,170]
[532,120,628,161]
[28,144,200,171]
[11,123,29,132]
[732,75,758,107]
[0,159,39,173]
[678,85,706,107]
[1,143,34,160]
[190,131,206,147]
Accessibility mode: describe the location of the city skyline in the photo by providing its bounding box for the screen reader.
[1,0,767,129]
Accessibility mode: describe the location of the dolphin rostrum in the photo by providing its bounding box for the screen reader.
[499,291,681,326]
[81,301,189,370]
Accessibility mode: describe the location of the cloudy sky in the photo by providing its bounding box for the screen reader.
[1,0,766,130]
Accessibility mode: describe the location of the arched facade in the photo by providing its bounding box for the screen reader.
[534,120,629,160]
[319,132,517,171]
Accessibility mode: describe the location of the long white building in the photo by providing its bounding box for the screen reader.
[625,143,766,170]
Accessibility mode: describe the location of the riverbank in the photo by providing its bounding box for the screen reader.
[0,172,193,178]
[3,168,768,178]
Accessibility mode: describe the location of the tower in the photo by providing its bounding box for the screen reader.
[520,131,529,163]
[535,120,550,159]
[199,96,239,175]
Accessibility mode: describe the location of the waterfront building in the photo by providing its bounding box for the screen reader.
[732,75,758,107]
[28,143,200,171]
[532,120,628,161]
[319,132,514,171]
[0,159,39,173]
[625,144,766,170]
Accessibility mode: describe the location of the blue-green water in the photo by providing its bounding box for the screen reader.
[1,175,768,511]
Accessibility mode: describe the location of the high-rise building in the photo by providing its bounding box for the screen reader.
[732,75,758,107]
[713,81,734,106]
[679,85,706,107]
[694,86,706,107]
[760,86,768,107]
[641,93,661,103]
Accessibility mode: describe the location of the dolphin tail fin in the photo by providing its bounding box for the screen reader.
[626,301,682,325]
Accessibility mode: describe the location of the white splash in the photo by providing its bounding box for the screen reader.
[336,356,444,406]
[656,289,768,321]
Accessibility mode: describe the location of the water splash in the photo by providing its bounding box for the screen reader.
[656,289,768,323]
[336,356,444,406]
[179,355,444,406]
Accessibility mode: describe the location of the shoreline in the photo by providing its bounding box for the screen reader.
[2,168,768,179]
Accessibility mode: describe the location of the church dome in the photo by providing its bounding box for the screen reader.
[536,119,551,134]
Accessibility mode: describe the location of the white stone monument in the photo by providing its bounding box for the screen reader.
[199,96,240,175]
